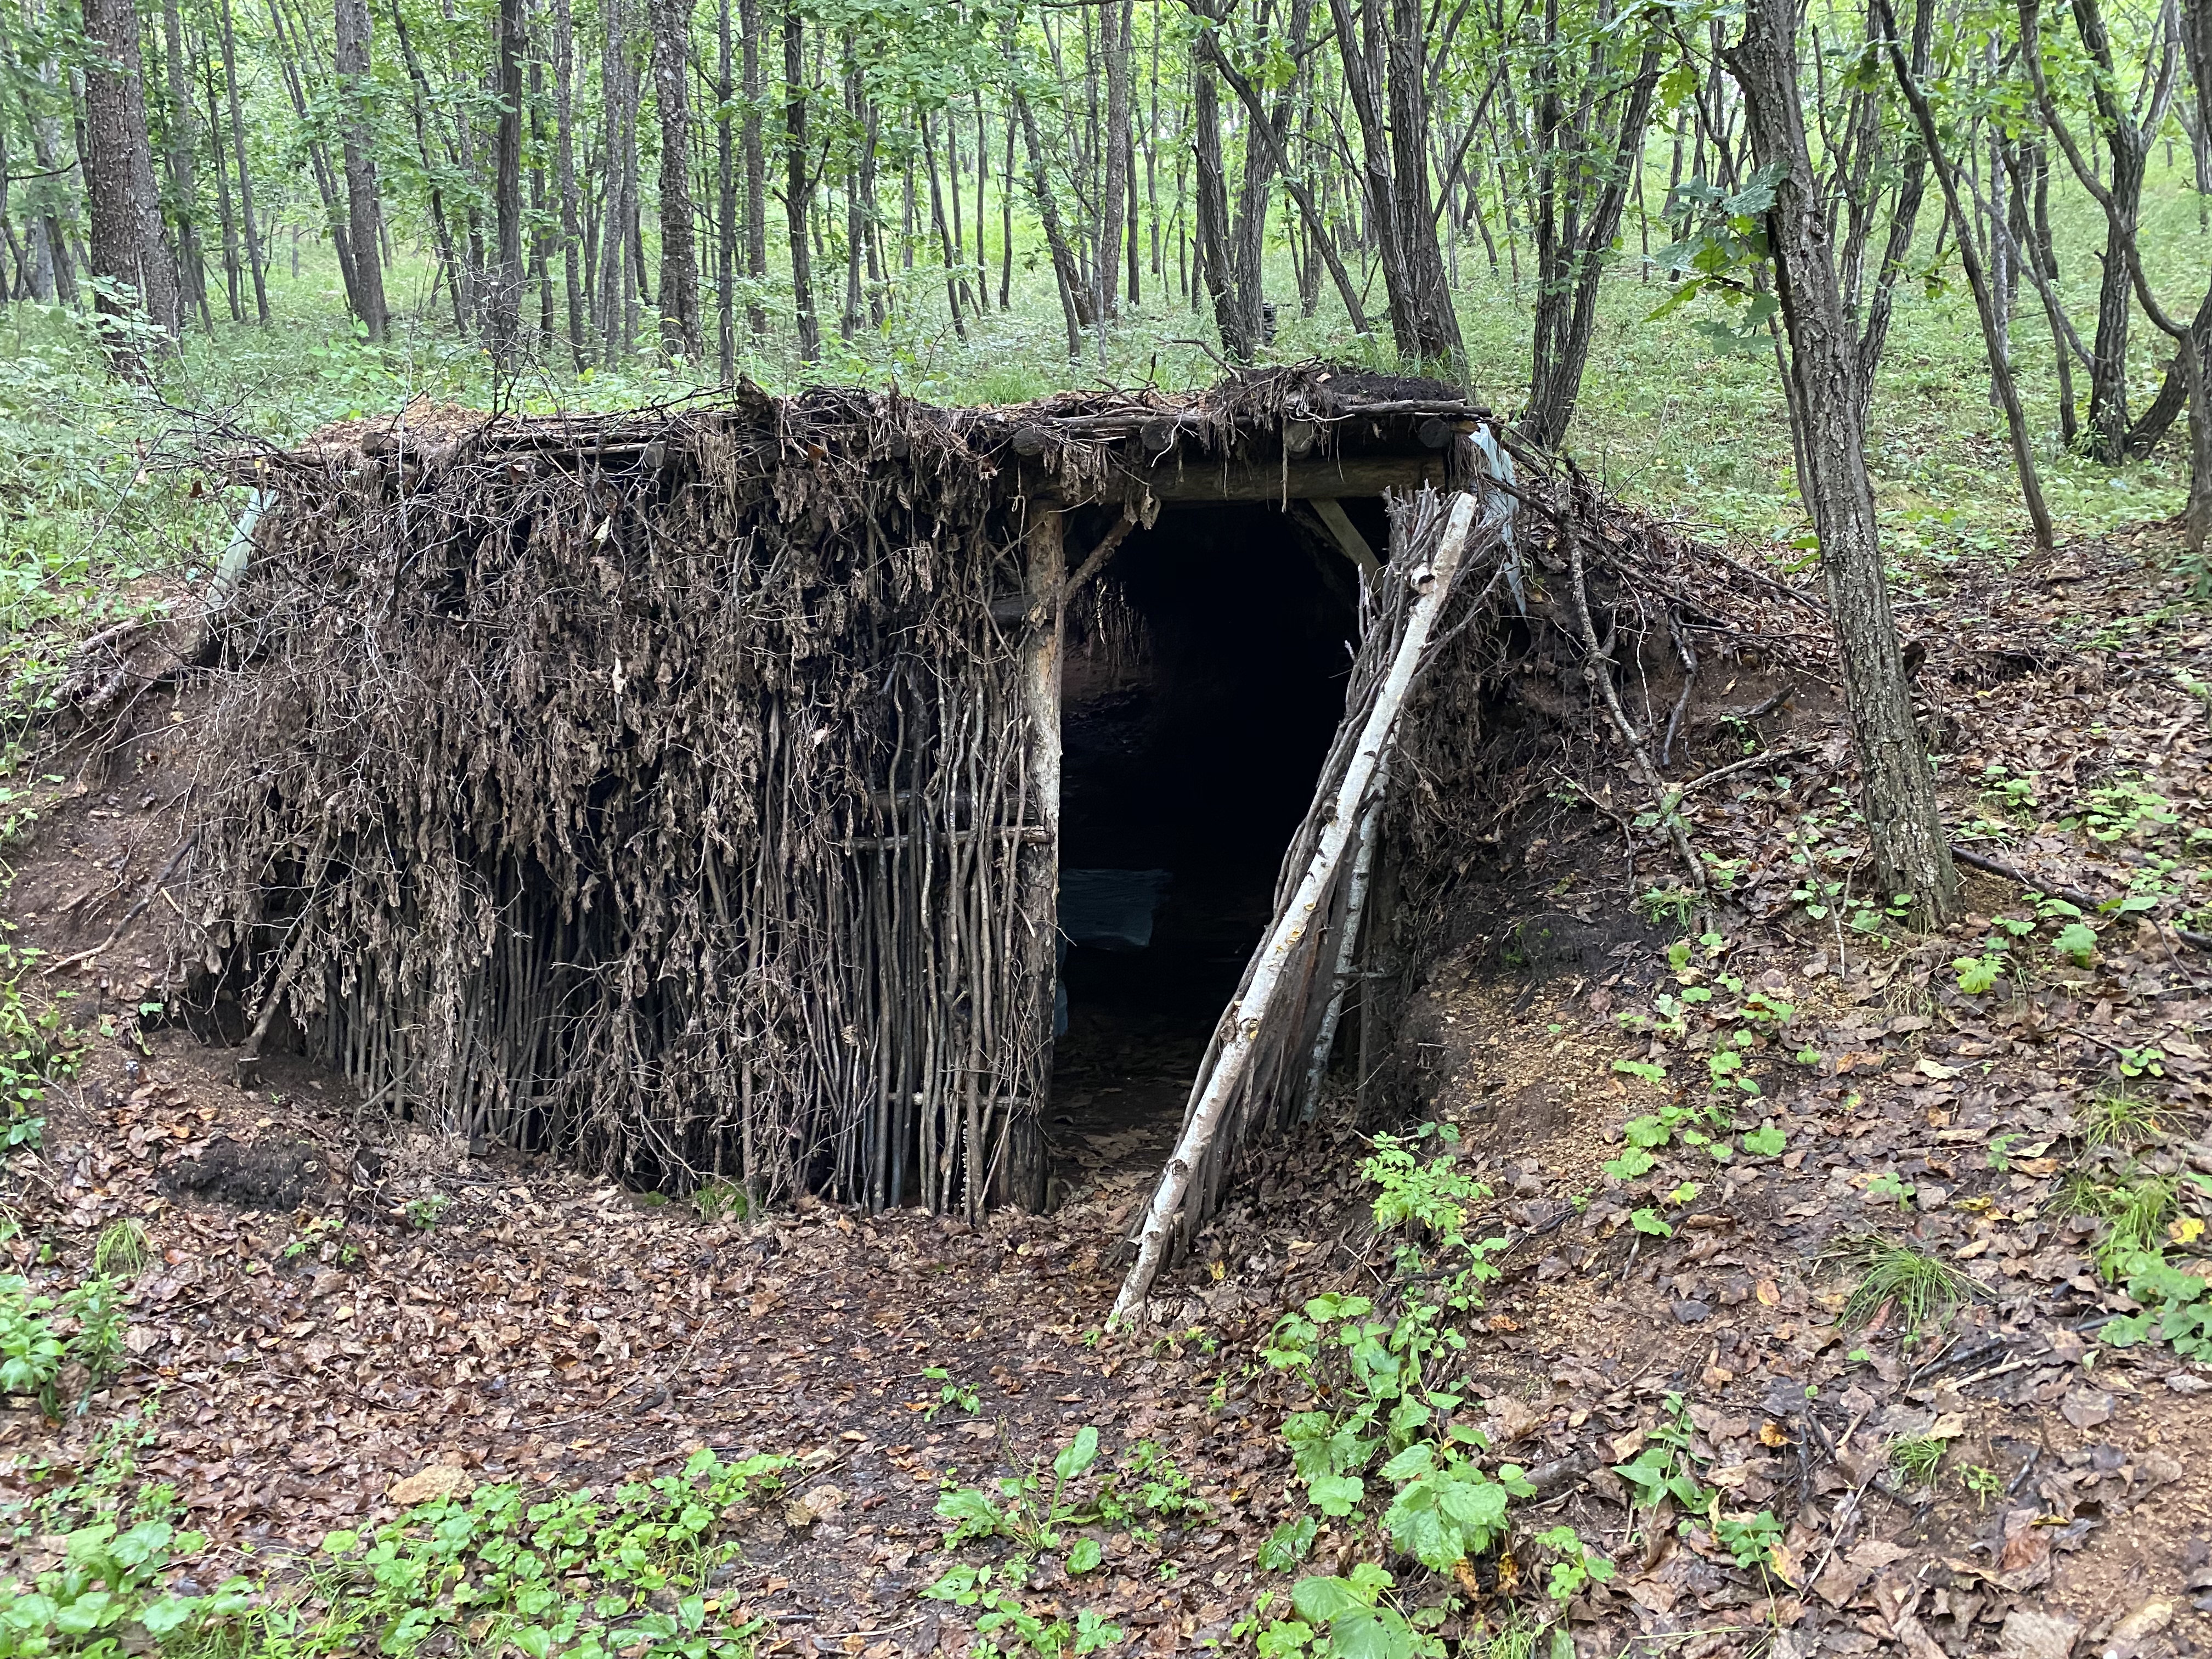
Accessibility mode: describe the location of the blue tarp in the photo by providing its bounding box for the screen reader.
[1056,868,1172,1035]
[1058,868,1173,950]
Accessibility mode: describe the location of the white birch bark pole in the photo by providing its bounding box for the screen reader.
[1110,491,1480,1323]
[1300,774,1384,1118]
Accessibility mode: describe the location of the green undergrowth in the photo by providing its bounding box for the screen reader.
[1,1407,794,1659]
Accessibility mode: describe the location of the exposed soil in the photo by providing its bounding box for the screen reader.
[7,515,2212,1659]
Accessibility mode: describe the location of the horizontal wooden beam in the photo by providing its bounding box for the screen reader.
[1029,454,1449,506]
[1139,455,1449,501]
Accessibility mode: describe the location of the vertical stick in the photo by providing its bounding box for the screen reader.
[1006,509,1063,1214]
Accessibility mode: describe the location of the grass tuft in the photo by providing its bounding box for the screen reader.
[1833,1234,1983,1331]
[2079,1088,2163,1149]
[93,1218,152,1278]
[1888,1435,1945,1485]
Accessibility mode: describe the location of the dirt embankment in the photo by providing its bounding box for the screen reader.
[7,521,2212,1659]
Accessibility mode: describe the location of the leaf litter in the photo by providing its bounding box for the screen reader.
[8,517,2212,1657]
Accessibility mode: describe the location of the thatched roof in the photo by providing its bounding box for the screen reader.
[240,364,1497,510]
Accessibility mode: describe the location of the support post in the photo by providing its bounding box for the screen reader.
[1003,508,1062,1211]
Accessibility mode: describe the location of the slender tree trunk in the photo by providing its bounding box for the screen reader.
[646,0,701,358]
[490,0,525,362]
[714,0,734,376]
[1190,44,1250,360]
[1010,50,1090,354]
[218,0,265,320]
[265,0,360,313]
[199,47,241,319]
[334,0,387,339]
[782,6,818,360]
[1099,0,1131,317]
[596,0,625,356]
[1521,21,1662,448]
[1725,0,1959,924]
[739,0,765,335]
[553,0,587,365]
[1878,0,2055,548]
[161,0,211,328]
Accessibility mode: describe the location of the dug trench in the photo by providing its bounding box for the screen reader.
[10,520,2212,1659]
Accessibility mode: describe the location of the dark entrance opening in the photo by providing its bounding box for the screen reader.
[1048,501,1369,1201]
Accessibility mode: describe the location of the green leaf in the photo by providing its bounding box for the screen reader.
[1741,1125,1786,1156]
[1307,1472,1365,1516]
[1290,1576,1374,1624]
[1066,1536,1104,1575]
[1053,1425,1101,1482]
[2052,922,2098,964]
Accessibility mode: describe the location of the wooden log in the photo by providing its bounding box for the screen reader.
[1002,509,1062,1212]
[1110,490,1481,1322]
[1308,498,1382,580]
[1086,454,1448,505]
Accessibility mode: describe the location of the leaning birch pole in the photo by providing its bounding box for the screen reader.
[1111,491,1480,1323]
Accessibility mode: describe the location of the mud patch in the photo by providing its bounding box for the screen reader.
[159,1136,330,1211]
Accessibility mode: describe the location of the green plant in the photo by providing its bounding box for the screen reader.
[1888,1435,1945,1485]
[2061,1166,2193,1279]
[92,1221,150,1279]
[1250,1562,1441,1659]
[1712,1511,1784,1571]
[1257,1515,1319,1573]
[404,1195,450,1232]
[924,1564,1125,1658]
[1962,1465,2006,1509]
[2080,1090,2161,1149]
[1864,1170,1916,1206]
[282,1215,352,1263]
[1953,950,2007,995]
[692,1180,750,1223]
[1835,1237,1980,1333]
[923,1366,981,1420]
[1532,1525,1616,1601]
[2105,1250,2212,1357]
[0,1272,127,1413]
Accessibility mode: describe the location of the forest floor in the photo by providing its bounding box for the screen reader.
[7,511,2212,1659]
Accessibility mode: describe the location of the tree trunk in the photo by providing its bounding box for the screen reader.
[334,0,387,340]
[1099,0,1131,317]
[1724,0,1959,924]
[82,0,179,369]
[554,0,588,366]
[217,0,266,321]
[160,0,211,328]
[646,0,701,359]
[714,0,734,376]
[1521,18,1662,448]
[782,6,818,361]
[1190,46,1251,360]
[1009,33,1090,356]
[1877,0,2055,549]
[490,0,525,362]
[738,0,765,336]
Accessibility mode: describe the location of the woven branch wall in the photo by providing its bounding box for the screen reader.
[181,394,1054,1215]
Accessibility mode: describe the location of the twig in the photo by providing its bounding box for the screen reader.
[1950,842,2212,952]
[43,836,198,975]
[1567,521,1707,909]
[1677,745,1814,797]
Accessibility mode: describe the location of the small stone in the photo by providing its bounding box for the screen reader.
[2103,1600,2175,1659]
[2059,1387,2116,1429]
[388,1464,473,1506]
[2001,1610,2083,1659]
[783,1483,849,1529]
[1672,1300,1711,1324]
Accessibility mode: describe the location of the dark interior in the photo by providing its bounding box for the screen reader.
[1047,500,1370,1190]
